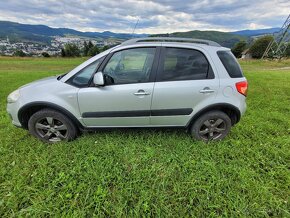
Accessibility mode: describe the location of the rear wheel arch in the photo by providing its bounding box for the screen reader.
[190,110,231,141]
[18,102,84,130]
[186,103,241,128]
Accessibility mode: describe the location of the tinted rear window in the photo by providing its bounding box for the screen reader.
[157,47,214,82]
[217,51,243,78]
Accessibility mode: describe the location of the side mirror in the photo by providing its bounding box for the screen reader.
[93,72,104,86]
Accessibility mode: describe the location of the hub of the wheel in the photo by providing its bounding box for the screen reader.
[35,117,68,142]
[199,118,226,140]
[49,127,56,133]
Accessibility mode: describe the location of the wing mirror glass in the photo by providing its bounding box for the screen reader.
[93,72,104,86]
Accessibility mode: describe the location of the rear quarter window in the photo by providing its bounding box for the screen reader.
[217,51,243,78]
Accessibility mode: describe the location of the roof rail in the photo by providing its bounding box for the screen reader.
[121,37,221,47]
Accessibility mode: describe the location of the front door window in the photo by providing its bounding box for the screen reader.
[103,48,156,85]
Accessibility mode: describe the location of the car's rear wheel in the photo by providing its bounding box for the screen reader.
[190,111,231,141]
[28,109,78,143]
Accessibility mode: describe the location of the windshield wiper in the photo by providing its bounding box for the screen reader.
[57,73,68,80]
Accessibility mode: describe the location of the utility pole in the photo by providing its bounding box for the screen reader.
[262,14,290,59]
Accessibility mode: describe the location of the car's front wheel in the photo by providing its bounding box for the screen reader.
[28,109,78,143]
[190,111,231,141]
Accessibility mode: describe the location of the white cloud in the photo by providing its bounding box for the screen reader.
[0,0,289,33]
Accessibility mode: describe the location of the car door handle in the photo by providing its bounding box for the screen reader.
[134,90,150,96]
[200,87,215,94]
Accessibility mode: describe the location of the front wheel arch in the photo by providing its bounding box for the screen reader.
[18,102,84,131]
[28,109,78,142]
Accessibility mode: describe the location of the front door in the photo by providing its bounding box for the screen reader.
[78,47,158,127]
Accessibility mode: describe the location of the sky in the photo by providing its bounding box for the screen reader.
[0,0,289,34]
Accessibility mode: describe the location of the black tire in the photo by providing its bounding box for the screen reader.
[190,111,231,141]
[28,109,78,143]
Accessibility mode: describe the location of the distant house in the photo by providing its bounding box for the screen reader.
[241,49,252,59]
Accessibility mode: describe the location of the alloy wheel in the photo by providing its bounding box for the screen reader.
[198,118,226,141]
[35,117,68,142]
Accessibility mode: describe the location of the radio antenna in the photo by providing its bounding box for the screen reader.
[131,19,139,37]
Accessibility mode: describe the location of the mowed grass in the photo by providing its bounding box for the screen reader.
[0,57,289,217]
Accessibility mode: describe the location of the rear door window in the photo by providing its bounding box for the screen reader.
[157,47,214,81]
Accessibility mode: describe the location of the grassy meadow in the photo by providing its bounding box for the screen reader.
[0,57,289,217]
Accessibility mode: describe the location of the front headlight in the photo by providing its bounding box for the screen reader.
[7,89,20,103]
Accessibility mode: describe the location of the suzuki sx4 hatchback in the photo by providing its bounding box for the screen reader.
[7,38,248,143]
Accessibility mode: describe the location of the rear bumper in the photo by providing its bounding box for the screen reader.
[240,101,247,116]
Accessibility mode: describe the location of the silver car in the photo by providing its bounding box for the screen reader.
[7,37,248,143]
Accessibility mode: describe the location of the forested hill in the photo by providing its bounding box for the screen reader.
[0,20,279,48]
[0,21,147,44]
[152,31,247,48]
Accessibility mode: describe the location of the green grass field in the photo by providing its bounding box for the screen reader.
[0,57,289,217]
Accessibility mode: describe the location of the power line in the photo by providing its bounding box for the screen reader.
[262,14,290,59]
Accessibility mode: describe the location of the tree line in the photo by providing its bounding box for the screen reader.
[61,41,110,57]
[12,37,290,59]
[231,36,290,59]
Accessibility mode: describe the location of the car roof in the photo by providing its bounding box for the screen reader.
[121,37,221,47]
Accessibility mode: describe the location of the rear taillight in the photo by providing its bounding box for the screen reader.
[235,81,248,96]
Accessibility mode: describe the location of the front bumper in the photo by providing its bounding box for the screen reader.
[7,102,22,127]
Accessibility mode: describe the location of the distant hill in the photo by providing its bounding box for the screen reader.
[152,31,248,48]
[0,21,147,44]
[230,28,280,36]
[0,20,280,48]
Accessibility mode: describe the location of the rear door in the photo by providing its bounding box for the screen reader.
[150,46,219,126]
